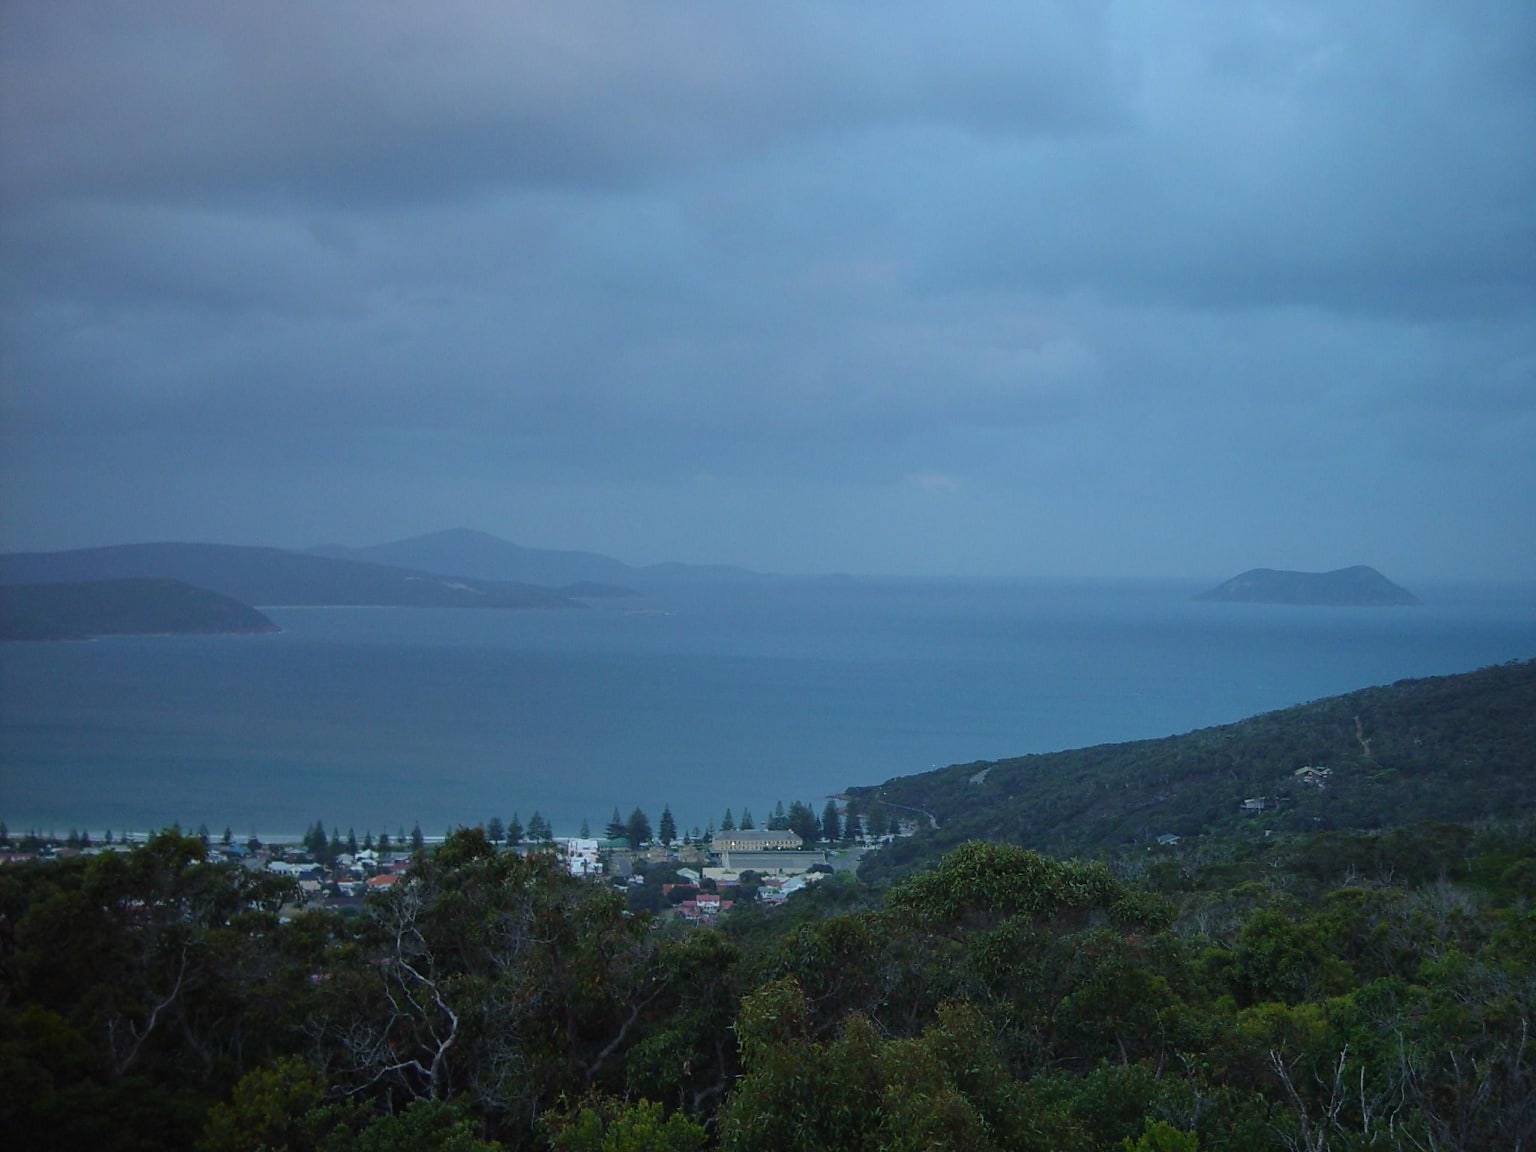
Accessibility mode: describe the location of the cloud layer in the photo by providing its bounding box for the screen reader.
[3,0,1533,578]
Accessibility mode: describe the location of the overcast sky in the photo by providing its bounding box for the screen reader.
[2,1,1533,580]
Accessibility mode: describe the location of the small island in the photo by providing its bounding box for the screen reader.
[1196,565,1420,606]
[0,577,280,640]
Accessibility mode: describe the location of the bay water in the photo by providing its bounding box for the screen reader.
[3,579,1533,841]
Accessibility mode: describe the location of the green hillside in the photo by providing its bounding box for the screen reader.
[853,658,1536,880]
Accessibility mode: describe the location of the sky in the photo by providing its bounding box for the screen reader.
[2,1,1533,581]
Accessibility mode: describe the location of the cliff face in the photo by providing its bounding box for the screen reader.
[1195,566,1420,606]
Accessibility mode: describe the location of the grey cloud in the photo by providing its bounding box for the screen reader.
[2,1,1124,211]
[923,2,1536,318]
[2,1,1532,578]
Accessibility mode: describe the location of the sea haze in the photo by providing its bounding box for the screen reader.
[2,580,1533,840]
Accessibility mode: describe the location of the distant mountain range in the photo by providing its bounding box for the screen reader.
[0,532,780,639]
[1196,565,1420,606]
[309,528,767,589]
[0,542,582,611]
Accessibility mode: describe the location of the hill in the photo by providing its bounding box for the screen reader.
[0,543,581,610]
[1196,565,1419,605]
[0,578,279,640]
[310,527,765,588]
[853,658,1536,880]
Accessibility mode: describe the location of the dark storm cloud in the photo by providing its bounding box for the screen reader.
[1,1,1121,207]
[2,1,1533,577]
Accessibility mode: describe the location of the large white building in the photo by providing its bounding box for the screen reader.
[710,829,803,852]
[709,828,811,871]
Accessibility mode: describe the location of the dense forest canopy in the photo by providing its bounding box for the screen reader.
[2,659,1534,1150]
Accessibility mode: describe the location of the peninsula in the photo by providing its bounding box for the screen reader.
[0,578,279,641]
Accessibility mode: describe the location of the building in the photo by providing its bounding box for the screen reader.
[711,829,803,852]
[1294,766,1332,788]
[560,837,601,877]
[709,828,806,872]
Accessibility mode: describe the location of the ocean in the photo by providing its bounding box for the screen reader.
[3,579,1534,842]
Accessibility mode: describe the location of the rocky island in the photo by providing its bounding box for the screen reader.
[1196,565,1420,606]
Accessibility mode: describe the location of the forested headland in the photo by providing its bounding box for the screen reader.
[3,660,1534,1150]
[0,578,279,641]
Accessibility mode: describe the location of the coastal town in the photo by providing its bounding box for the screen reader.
[0,798,916,924]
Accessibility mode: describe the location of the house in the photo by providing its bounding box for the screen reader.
[560,837,602,877]
[1155,833,1182,847]
[1240,797,1273,812]
[267,860,324,879]
[1294,766,1332,788]
[759,872,826,904]
[677,892,734,922]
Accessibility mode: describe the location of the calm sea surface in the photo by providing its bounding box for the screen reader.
[3,580,1533,840]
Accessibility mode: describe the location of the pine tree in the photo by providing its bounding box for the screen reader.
[305,819,328,858]
[843,803,864,842]
[866,801,889,838]
[606,808,627,841]
[527,811,551,842]
[346,827,359,855]
[363,830,374,850]
[658,805,677,846]
[721,808,736,832]
[740,807,755,830]
[378,831,392,852]
[507,812,524,846]
[410,822,425,852]
[787,801,819,843]
[222,826,234,846]
[580,817,591,838]
[486,816,505,844]
[821,800,841,844]
[769,801,788,830]
[626,808,652,850]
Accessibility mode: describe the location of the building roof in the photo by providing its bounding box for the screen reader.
[711,828,804,848]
